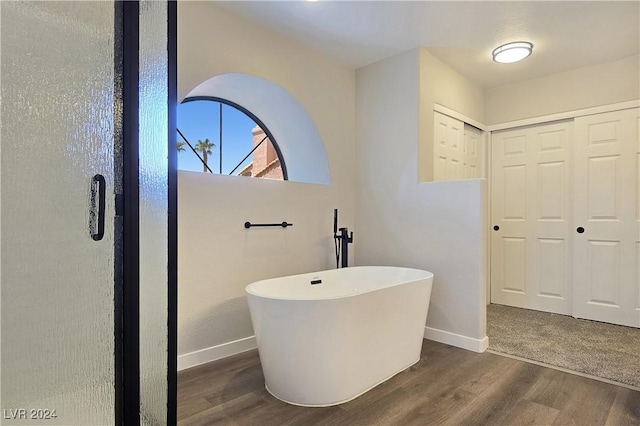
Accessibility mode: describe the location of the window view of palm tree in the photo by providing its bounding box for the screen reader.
[176,98,286,180]
[194,138,215,172]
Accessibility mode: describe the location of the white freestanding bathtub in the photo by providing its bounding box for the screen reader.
[245,266,434,407]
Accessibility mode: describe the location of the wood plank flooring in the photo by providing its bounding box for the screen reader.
[177,340,640,425]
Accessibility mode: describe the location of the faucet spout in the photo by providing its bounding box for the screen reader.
[333,209,354,268]
[338,227,353,268]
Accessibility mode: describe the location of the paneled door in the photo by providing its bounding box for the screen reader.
[434,111,484,180]
[573,108,640,327]
[434,111,464,180]
[464,124,484,179]
[491,121,573,315]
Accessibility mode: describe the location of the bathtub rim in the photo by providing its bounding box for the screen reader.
[244,265,434,301]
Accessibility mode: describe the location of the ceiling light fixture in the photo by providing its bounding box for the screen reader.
[492,41,533,64]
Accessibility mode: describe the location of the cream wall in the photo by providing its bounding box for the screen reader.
[486,55,640,124]
[355,49,488,352]
[178,3,355,361]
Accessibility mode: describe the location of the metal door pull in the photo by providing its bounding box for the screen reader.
[90,174,106,241]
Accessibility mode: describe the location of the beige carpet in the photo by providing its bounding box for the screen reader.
[487,304,640,388]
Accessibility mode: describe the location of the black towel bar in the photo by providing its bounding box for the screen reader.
[244,221,293,229]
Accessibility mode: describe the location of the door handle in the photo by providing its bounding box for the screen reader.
[90,174,106,241]
[493,225,500,231]
[576,227,585,234]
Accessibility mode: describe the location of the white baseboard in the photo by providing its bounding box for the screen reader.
[178,336,257,371]
[424,326,489,353]
[178,329,488,371]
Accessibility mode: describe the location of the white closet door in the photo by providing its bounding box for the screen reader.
[573,108,639,327]
[464,124,483,178]
[434,111,464,180]
[491,121,573,314]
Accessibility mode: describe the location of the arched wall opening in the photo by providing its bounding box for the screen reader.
[184,73,330,185]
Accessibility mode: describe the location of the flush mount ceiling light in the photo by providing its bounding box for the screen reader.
[492,41,533,64]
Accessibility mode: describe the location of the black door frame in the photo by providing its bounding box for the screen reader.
[119,0,140,422]
[167,0,178,423]
[116,0,177,423]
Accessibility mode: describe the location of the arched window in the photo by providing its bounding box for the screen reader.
[177,97,287,180]
[184,73,330,185]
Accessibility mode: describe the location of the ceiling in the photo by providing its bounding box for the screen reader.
[214,1,640,89]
